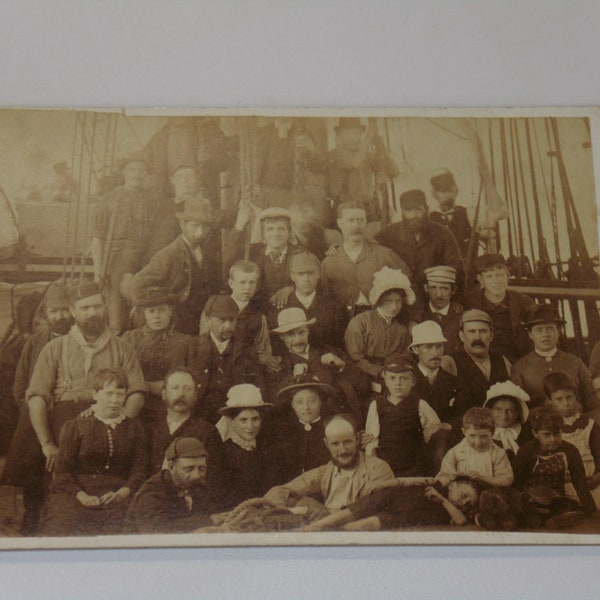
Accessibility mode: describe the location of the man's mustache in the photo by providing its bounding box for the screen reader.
[470,340,487,348]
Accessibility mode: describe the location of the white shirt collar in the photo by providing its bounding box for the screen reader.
[264,245,288,257]
[535,347,558,358]
[294,290,316,309]
[429,302,450,316]
[418,363,439,378]
[210,333,231,354]
[375,307,393,325]
[231,296,249,311]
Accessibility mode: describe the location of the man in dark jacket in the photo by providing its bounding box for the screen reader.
[124,437,214,534]
[463,253,534,363]
[130,195,221,335]
[190,295,265,423]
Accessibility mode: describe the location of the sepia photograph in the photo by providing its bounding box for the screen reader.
[0,107,598,549]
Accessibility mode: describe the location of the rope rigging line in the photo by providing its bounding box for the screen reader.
[499,119,516,258]
[507,119,525,278]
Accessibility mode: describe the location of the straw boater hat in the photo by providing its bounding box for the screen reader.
[218,384,272,417]
[523,304,566,329]
[484,381,530,422]
[276,373,336,404]
[271,307,316,334]
[369,266,416,307]
[408,320,448,350]
[133,286,178,308]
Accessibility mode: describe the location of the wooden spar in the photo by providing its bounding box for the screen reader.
[383,118,397,212]
[499,119,515,257]
[507,119,525,277]
[70,112,86,281]
[465,176,484,278]
[79,112,98,276]
[524,118,553,278]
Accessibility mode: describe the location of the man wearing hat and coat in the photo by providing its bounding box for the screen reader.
[5,280,146,535]
[429,168,472,259]
[1,280,73,535]
[326,117,399,224]
[375,188,465,303]
[124,437,215,534]
[511,304,598,411]
[224,203,303,311]
[130,194,221,336]
[419,265,463,354]
[464,253,534,363]
[190,294,265,424]
[91,154,161,333]
[453,309,512,415]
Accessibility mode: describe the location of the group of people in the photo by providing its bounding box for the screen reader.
[2,119,600,537]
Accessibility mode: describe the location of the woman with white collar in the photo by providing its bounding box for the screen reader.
[40,368,148,536]
[216,384,273,510]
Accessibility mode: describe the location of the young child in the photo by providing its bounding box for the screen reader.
[483,380,533,466]
[363,353,450,476]
[436,407,514,487]
[302,476,482,531]
[513,406,597,527]
[543,371,600,505]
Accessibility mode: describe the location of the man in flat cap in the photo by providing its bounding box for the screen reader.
[131,195,221,336]
[453,309,512,415]
[326,117,399,225]
[224,204,303,311]
[5,280,145,535]
[91,153,161,333]
[375,188,465,304]
[1,280,73,535]
[429,168,472,259]
[124,437,215,534]
[419,265,463,354]
[190,294,265,424]
[464,253,534,363]
[320,202,411,320]
[268,251,347,350]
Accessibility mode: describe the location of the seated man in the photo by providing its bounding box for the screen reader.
[263,414,394,516]
[200,260,279,372]
[512,304,598,410]
[464,253,534,363]
[344,266,413,392]
[267,307,364,420]
[268,251,347,350]
[191,295,265,424]
[419,265,463,354]
[224,204,302,310]
[124,437,215,534]
[146,367,225,506]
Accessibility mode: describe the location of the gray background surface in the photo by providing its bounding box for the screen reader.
[1,1,600,598]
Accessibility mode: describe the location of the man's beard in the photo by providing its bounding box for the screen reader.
[405,217,427,233]
[78,316,105,337]
[48,318,72,335]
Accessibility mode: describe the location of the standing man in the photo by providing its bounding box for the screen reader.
[429,168,472,258]
[91,154,160,333]
[130,195,221,336]
[464,254,534,363]
[320,202,411,318]
[453,309,512,416]
[1,281,73,535]
[375,188,464,302]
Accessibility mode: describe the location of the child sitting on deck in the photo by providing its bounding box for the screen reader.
[436,407,514,488]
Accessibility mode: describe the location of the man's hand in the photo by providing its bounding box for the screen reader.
[76,491,101,507]
[99,487,131,505]
[41,442,59,472]
[424,487,445,504]
[325,244,339,258]
[359,431,375,449]
[261,355,282,372]
[234,202,255,231]
[270,286,294,310]
[465,470,482,481]
[321,353,345,369]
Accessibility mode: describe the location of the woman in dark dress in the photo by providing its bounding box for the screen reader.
[40,368,148,536]
[216,384,273,510]
[123,286,195,421]
[483,380,533,467]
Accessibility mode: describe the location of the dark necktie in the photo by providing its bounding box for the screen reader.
[269,250,283,265]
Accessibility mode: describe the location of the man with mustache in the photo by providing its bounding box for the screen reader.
[453,309,512,421]
[374,189,464,303]
[146,367,226,508]
[320,202,411,319]
[190,294,265,424]
[264,414,393,516]
[2,280,73,535]
[6,280,145,535]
